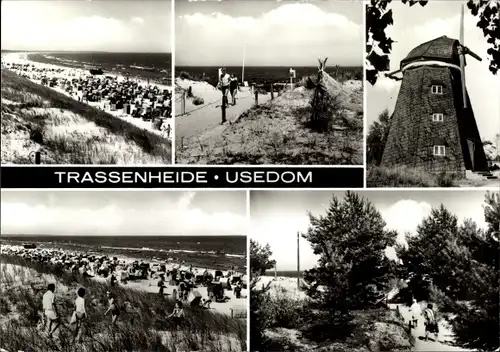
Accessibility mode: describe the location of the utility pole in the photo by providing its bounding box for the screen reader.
[297,231,300,291]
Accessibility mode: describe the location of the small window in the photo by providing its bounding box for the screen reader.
[431,85,443,94]
[433,145,446,156]
[432,113,444,122]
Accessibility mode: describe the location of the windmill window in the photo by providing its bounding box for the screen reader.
[433,145,446,156]
[431,85,443,94]
[432,113,444,122]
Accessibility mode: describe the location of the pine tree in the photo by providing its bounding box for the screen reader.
[249,240,276,351]
[300,191,397,340]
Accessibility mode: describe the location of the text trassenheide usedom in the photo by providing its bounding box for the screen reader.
[54,171,313,184]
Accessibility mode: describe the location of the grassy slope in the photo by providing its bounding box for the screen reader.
[0,255,246,352]
[176,85,363,165]
[1,69,171,164]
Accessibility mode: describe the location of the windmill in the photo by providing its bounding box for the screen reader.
[381,3,490,175]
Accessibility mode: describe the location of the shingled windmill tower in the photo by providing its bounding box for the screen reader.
[381,5,489,175]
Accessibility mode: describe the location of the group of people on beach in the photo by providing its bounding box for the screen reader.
[2,244,246,343]
[2,61,172,138]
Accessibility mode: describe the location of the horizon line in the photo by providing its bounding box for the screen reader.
[1,234,246,237]
[1,50,172,54]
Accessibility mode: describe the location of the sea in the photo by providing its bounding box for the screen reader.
[176,65,363,87]
[0,235,246,269]
[26,52,172,85]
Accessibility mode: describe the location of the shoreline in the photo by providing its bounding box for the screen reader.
[1,52,173,138]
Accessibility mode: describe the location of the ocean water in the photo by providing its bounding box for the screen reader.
[27,52,172,85]
[0,235,245,255]
[176,65,363,87]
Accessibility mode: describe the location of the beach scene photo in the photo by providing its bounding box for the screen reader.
[1,0,173,165]
[249,190,499,352]
[0,190,248,352]
[365,1,500,187]
[175,0,363,165]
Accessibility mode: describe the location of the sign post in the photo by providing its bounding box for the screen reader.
[289,68,296,90]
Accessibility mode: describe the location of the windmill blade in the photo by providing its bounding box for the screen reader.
[459,3,467,109]
[464,47,482,62]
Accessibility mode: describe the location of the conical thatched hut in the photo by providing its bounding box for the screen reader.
[381,36,489,174]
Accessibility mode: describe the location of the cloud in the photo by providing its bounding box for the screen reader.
[380,199,433,245]
[130,16,144,25]
[0,192,246,236]
[176,2,362,66]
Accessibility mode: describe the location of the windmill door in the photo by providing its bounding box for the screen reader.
[467,139,476,170]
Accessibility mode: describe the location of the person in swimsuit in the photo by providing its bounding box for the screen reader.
[104,291,119,326]
[70,287,87,343]
[42,283,60,338]
[167,300,185,329]
[229,74,239,106]
[218,67,231,108]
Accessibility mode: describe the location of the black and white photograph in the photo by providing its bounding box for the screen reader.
[249,190,499,352]
[175,0,363,165]
[0,190,248,351]
[1,0,173,165]
[365,0,500,187]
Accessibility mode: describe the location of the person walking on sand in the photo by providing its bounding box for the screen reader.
[70,287,87,343]
[42,283,60,338]
[103,291,119,326]
[410,298,421,328]
[423,303,439,342]
[217,67,231,109]
[229,74,239,106]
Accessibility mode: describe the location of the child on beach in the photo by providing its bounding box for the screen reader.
[42,283,60,338]
[70,287,87,343]
[167,300,185,329]
[229,74,239,106]
[104,291,119,326]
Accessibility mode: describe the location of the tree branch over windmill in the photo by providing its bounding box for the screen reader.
[366,0,500,85]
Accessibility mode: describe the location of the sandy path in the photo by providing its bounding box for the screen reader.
[175,87,271,140]
[390,304,473,352]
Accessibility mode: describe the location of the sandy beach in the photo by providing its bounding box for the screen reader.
[1,52,172,139]
[1,244,247,318]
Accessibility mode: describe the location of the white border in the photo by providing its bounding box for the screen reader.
[245,189,251,352]
[362,0,367,188]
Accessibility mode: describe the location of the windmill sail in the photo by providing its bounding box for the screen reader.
[459,4,467,109]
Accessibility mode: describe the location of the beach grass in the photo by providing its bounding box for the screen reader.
[176,85,363,165]
[1,69,171,164]
[0,254,246,352]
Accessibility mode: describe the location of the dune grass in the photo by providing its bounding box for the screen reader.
[0,255,246,352]
[1,69,171,164]
[176,86,363,165]
[366,166,460,187]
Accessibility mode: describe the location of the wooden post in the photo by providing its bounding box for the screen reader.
[34,151,41,164]
[270,83,274,100]
[297,231,300,291]
[181,91,186,115]
[274,263,277,279]
[254,89,258,106]
[221,95,227,124]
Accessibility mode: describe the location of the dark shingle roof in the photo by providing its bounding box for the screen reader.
[401,36,461,70]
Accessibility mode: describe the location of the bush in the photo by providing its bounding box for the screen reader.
[179,71,191,80]
[192,96,204,106]
[436,171,456,187]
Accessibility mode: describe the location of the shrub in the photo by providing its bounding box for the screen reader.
[192,96,205,106]
[179,71,192,80]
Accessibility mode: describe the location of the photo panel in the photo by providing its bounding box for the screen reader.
[249,189,499,352]
[175,0,364,165]
[1,0,173,165]
[365,0,500,187]
[0,190,248,351]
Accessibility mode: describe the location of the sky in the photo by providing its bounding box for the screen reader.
[176,0,363,66]
[366,0,500,142]
[0,191,246,236]
[250,190,492,271]
[1,0,171,52]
